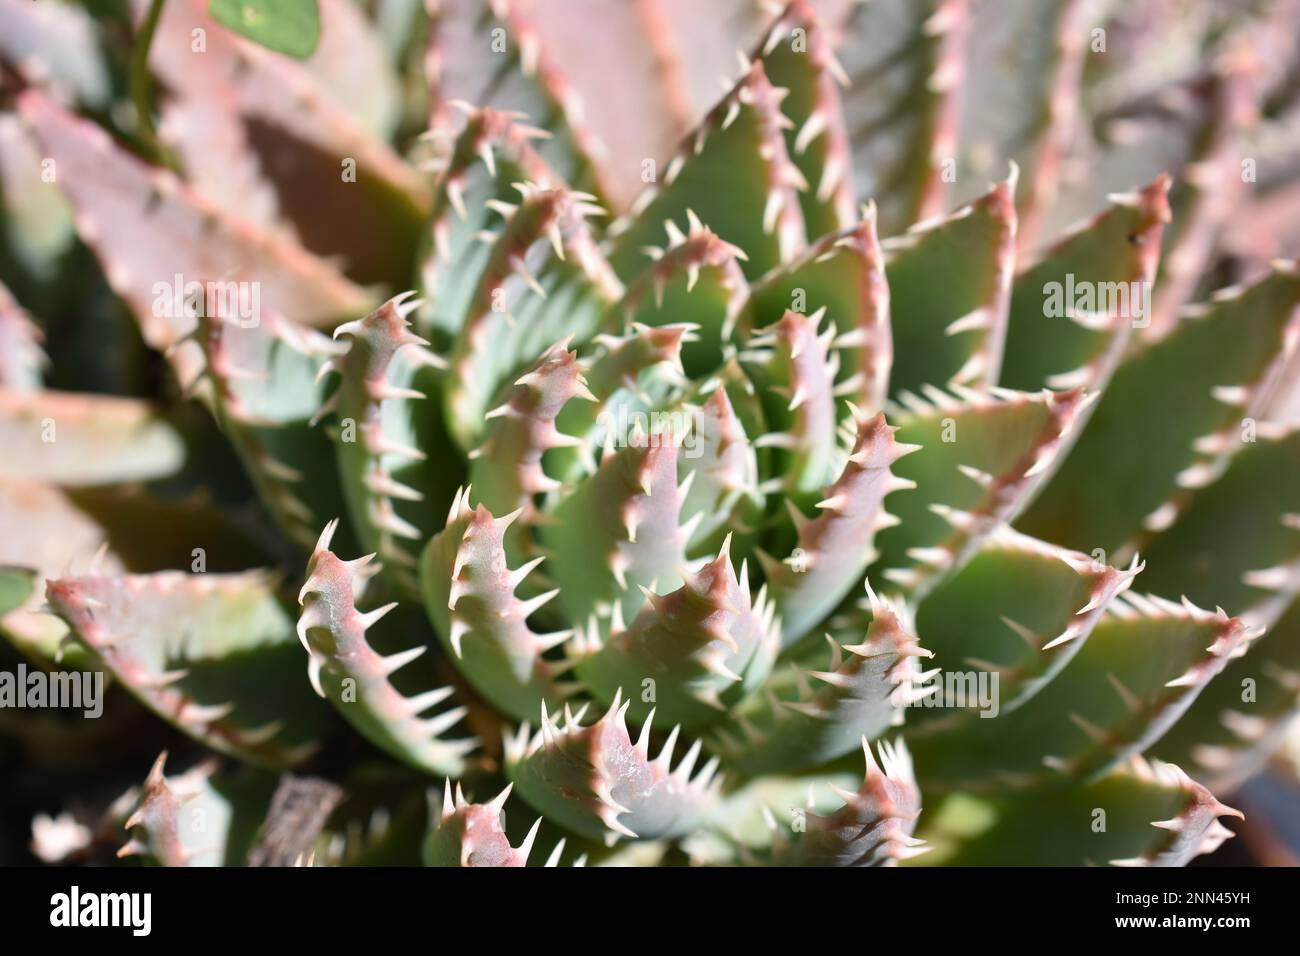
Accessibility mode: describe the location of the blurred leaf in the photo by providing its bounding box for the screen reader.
[209,0,320,59]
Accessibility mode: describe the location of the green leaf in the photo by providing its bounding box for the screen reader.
[711,592,928,774]
[606,61,806,282]
[874,386,1093,599]
[914,758,1242,867]
[913,528,1141,717]
[1020,267,1300,555]
[838,0,966,234]
[118,753,277,866]
[209,0,320,59]
[1134,427,1300,622]
[998,175,1171,393]
[47,570,332,768]
[504,693,720,843]
[0,566,32,619]
[909,594,1257,790]
[1153,596,1300,791]
[882,177,1017,396]
[297,521,476,776]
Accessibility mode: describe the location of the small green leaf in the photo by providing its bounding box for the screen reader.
[209,0,320,59]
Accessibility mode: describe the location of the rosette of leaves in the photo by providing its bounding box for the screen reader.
[3,0,1300,867]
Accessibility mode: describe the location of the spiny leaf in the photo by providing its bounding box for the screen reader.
[743,308,844,499]
[539,433,693,625]
[419,489,574,723]
[912,527,1141,717]
[504,691,721,843]
[422,780,544,867]
[296,521,477,776]
[875,386,1094,600]
[838,0,969,234]
[546,322,693,485]
[196,311,353,554]
[1020,266,1300,555]
[443,181,622,451]
[999,174,1171,393]
[1154,596,1300,791]
[614,215,749,378]
[467,340,594,530]
[767,738,927,866]
[607,59,806,281]
[1135,426,1300,622]
[761,409,915,646]
[712,590,930,774]
[0,388,184,486]
[757,0,857,236]
[910,594,1258,790]
[317,293,461,594]
[915,756,1241,866]
[417,106,561,340]
[15,90,375,357]
[117,753,278,866]
[572,536,779,731]
[47,570,330,768]
[882,173,1018,395]
[679,385,764,556]
[740,206,890,410]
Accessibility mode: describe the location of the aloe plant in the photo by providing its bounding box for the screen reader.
[4,0,1300,868]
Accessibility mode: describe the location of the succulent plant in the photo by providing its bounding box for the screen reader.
[4,0,1300,869]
